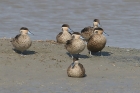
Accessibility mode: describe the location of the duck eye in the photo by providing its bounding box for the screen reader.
[72,35,75,38]
[95,31,98,33]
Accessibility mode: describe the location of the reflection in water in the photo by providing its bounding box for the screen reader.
[0,0,140,48]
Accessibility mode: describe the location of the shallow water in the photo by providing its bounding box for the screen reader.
[0,0,140,49]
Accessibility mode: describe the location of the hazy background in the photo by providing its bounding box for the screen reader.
[0,0,140,48]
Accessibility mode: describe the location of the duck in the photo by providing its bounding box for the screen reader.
[81,19,101,42]
[11,27,32,54]
[93,19,100,28]
[56,24,73,44]
[87,27,106,56]
[81,26,94,42]
[67,57,85,78]
[65,32,86,58]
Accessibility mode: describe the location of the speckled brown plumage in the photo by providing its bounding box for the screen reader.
[81,19,100,42]
[11,27,32,53]
[56,24,72,44]
[65,32,86,55]
[67,58,85,78]
[87,27,106,52]
[81,26,94,41]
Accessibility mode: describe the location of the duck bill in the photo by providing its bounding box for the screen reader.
[71,62,75,69]
[80,36,85,40]
[68,28,74,34]
[103,31,109,36]
[28,30,34,35]
[98,23,101,27]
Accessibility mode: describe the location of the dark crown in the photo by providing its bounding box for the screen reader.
[72,32,81,35]
[20,27,29,30]
[62,24,69,27]
[94,27,103,31]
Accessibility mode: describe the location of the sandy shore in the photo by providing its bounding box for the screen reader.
[0,39,140,93]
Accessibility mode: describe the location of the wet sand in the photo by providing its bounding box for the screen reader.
[0,39,140,93]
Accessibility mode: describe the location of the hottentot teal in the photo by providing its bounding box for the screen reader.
[56,24,72,44]
[67,57,85,78]
[11,27,32,54]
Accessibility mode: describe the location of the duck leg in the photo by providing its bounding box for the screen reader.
[88,51,93,57]
[78,53,80,59]
[99,51,102,56]
[70,53,74,59]
[20,51,26,56]
[20,53,24,56]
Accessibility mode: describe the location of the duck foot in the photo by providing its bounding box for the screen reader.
[88,51,93,57]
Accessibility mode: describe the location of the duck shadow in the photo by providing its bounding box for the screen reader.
[90,51,113,56]
[84,74,87,77]
[13,49,37,55]
[66,52,89,59]
[68,74,87,78]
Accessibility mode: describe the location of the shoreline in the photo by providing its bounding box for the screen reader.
[1,37,140,49]
[0,39,140,92]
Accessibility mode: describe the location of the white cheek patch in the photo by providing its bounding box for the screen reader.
[94,30,98,34]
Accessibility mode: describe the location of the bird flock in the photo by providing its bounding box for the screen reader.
[11,19,107,78]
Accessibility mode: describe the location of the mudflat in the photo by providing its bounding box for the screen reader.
[0,39,140,93]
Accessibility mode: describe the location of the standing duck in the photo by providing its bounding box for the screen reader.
[56,24,73,44]
[67,57,85,78]
[81,19,100,42]
[11,27,32,54]
[87,27,106,56]
[65,32,86,58]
